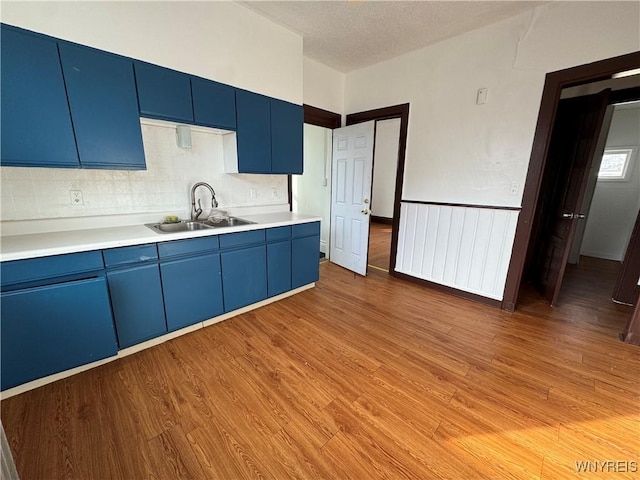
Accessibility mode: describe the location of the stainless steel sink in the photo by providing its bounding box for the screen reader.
[145,217,255,234]
[200,217,255,228]
[145,221,214,234]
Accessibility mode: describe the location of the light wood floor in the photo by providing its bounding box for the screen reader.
[367,221,391,271]
[2,261,639,479]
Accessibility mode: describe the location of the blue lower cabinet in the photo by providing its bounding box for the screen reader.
[267,240,291,297]
[1,277,118,391]
[292,235,320,288]
[221,245,268,312]
[160,253,224,331]
[106,264,167,348]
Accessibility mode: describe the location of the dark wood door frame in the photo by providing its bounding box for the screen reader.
[501,51,640,313]
[289,104,342,212]
[346,103,410,275]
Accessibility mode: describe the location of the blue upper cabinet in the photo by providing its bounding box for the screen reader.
[271,99,303,174]
[235,90,272,173]
[59,43,146,170]
[135,62,194,122]
[232,91,303,175]
[0,25,79,168]
[192,77,236,130]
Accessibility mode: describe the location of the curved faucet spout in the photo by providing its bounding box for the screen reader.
[190,182,218,221]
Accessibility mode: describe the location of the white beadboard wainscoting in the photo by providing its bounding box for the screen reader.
[395,202,520,301]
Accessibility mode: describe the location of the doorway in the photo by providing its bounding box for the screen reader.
[523,97,639,336]
[367,118,401,272]
[290,105,340,262]
[346,104,410,276]
[503,50,640,342]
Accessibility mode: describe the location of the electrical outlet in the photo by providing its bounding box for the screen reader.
[271,187,278,199]
[509,183,519,195]
[250,188,258,200]
[70,190,84,205]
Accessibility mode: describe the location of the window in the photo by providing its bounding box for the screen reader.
[598,148,634,180]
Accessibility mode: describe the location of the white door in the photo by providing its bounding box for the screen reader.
[330,121,375,275]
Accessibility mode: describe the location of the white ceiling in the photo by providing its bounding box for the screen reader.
[239,1,547,73]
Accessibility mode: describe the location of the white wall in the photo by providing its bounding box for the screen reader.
[581,104,640,261]
[345,1,640,207]
[371,118,401,219]
[1,121,288,222]
[0,1,302,103]
[345,1,639,300]
[303,57,345,115]
[293,124,332,255]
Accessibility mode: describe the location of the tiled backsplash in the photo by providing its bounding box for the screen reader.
[0,120,288,221]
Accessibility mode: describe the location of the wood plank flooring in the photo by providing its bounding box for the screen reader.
[2,260,639,479]
[368,221,391,271]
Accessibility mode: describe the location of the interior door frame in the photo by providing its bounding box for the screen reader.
[346,104,410,275]
[501,51,640,313]
[289,105,341,213]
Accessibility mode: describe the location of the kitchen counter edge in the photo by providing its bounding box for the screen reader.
[0,213,322,262]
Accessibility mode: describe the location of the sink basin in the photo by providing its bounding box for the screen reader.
[145,221,214,234]
[145,217,255,234]
[201,217,256,228]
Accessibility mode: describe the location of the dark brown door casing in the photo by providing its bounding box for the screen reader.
[502,51,640,312]
[613,209,640,305]
[533,90,611,306]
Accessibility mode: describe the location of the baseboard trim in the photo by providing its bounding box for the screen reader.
[391,271,502,308]
[371,215,393,225]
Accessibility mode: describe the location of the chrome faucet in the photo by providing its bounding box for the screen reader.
[190,182,218,221]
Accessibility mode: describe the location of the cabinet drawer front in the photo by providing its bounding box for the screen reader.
[266,226,291,242]
[158,236,219,259]
[292,222,320,238]
[1,251,104,287]
[1,277,117,390]
[103,244,158,267]
[219,229,266,249]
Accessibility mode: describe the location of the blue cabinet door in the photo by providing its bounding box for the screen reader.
[59,43,146,170]
[221,245,267,311]
[1,277,117,391]
[192,77,236,130]
[267,240,292,297]
[292,235,320,288]
[160,253,224,331]
[135,62,193,122]
[271,99,303,174]
[0,25,79,168]
[106,264,167,348]
[235,90,271,173]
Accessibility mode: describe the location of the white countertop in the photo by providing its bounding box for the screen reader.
[0,212,321,262]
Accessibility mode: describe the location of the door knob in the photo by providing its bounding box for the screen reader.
[363,199,370,204]
[562,213,586,219]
